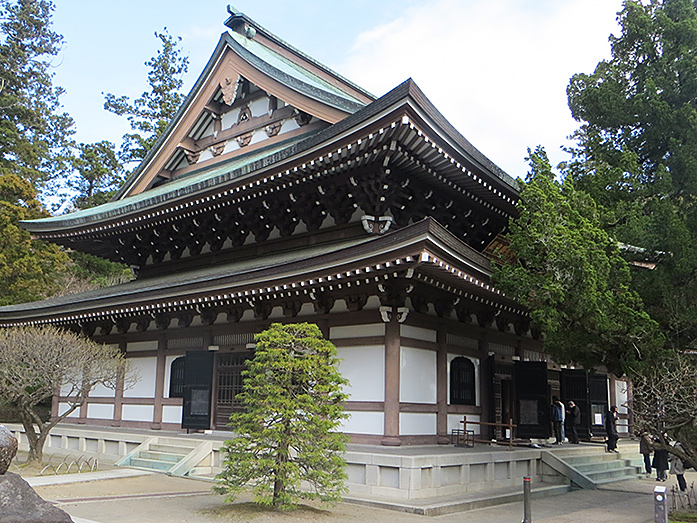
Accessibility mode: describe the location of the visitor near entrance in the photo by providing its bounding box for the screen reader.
[550,396,564,444]
[639,431,653,475]
[605,405,619,452]
[566,401,581,444]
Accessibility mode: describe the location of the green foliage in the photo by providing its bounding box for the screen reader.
[0,0,74,193]
[0,173,69,305]
[567,0,697,354]
[104,29,189,166]
[68,140,123,210]
[493,147,663,375]
[215,323,349,510]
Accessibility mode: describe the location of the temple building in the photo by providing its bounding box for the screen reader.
[0,8,626,444]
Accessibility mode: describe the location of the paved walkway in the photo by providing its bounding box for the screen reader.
[29,469,689,523]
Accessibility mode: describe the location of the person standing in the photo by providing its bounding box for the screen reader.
[653,443,669,482]
[670,441,687,491]
[639,431,653,475]
[551,396,564,444]
[605,405,619,453]
[566,401,581,444]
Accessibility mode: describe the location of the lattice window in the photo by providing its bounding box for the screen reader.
[213,333,255,347]
[217,352,253,407]
[490,343,515,357]
[450,357,475,405]
[168,337,204,350]
[169,357,186,398]
[446,334,478,350]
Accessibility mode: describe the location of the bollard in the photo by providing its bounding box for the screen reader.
[654,485,668,523]
[522,476,532,523]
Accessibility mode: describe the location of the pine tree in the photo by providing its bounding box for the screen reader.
[68,140,123,209]
[104,29,189,167]
[215,323,349,510]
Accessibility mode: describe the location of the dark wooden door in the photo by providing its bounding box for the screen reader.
[588,374,609,438]
[182,350,215,430]
[514,361,550,439]
[214,352,252,429]
[561,369,591,440]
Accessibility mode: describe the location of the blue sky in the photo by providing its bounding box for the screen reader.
[50,0,624,180]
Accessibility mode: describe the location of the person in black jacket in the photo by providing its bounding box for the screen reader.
[605,405,619,452]
[566,401,581,444]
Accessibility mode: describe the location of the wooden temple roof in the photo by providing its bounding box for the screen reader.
[0,219,526,329]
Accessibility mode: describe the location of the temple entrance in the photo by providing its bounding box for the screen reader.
[560,370,609,440]
[214,352,252,429]
[182,350,215,430]
[514,361,550,439]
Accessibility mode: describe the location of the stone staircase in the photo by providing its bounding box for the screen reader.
[542,446,643,489]
[115,437,214,477]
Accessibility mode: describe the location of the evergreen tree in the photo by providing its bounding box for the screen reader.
[493,147,664,375]
[566,0,697,353]
[215,323,349,510]
[104,29,189,167]
[0,0,74,193]
[68,140,123,209]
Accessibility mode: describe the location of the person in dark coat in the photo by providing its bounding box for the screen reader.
[605,405,619,452]
[566,401,581,444]
[550,396,564,444]
[653,441,669,481]
[639,431,653,475]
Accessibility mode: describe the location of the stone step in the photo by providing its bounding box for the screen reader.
[346,482,572,517]
[148,443,195,455]
[139,450,184,463]
[586,466,642,482]
[129,457,174,471]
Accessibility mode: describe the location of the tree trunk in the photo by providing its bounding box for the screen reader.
[19,410,43,463]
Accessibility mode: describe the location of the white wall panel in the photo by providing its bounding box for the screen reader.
[447,354,481,406]
[339,411,384,435]
[123,357,157,398]
[89,382,116,398]
[337,346,384,402]
[87,403,114,420]
[58,403,79,418]
[401,325,437,343]
[448,414,480,435]
[122,404,154,422]
[400,413,437,435]
[400,347,437,404]
[126,340,158,352]
[330,324,385,339]
[162,405,183,424]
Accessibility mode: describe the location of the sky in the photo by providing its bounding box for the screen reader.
[49,0,625,181]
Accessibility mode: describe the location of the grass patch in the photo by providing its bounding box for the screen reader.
[671,512,697,522]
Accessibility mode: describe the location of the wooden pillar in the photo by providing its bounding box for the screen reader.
[112,340,126,426]
[382,310,401,446]
[478,332,491,439]
[152,335,167,429]
[436,327,449,444]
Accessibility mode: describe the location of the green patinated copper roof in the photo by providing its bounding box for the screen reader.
[24,136,308,230]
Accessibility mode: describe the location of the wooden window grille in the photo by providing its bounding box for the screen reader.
[450,357,475,405]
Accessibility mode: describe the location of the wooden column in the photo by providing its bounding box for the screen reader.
[436,327,449,444]
[152,335,167,429]
[478,332,491,439]
[382,309,401,446]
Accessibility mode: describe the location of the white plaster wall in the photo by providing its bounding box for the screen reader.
[280,118,300,134]
[339,411,383,435]
[163,355,182,399]
[162,405,183,424]
[336,346,384,402]
[446,353,481,406]
[615,379,630,433]
[58,403,79,418]
[400,347,437,404]
[121,404,154,422]
[330,324,385,339]
[250,130,267,146]
[123,357,157,398]
[87,404,114,420]
[400,413,437,436]
[89,382,116,398]
[222,108,240,129]
[448,413,481,435]
[126,340,158,352]
[198,148,214,163]
[401,325,437,343]
[249,97,269,117]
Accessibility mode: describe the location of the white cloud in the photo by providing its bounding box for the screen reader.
[339,0,623,178]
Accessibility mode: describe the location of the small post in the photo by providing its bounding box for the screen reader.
[522,476,532,523]
[509,417,514,450]
[654,485,668,523]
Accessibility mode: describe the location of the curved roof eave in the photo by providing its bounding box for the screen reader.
[22,79,518,234]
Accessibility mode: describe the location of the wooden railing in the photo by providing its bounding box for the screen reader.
[456,415,518,450]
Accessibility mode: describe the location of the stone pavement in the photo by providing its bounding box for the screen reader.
[29,468,690,523]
